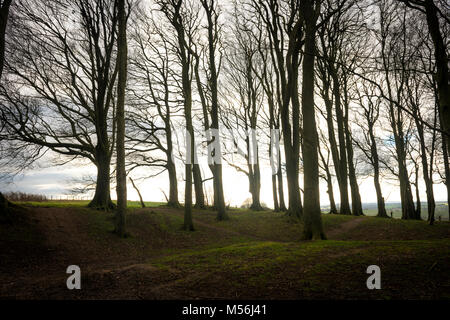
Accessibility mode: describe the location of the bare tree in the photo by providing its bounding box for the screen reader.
[158,0,195,230]
[378,0,417,219]
[397,0,450,152]
[353,83,389,217]
[127,9,181,207]
[221,3,263,210]
[0,0,122,210]
[130,177,145,208]
[251,0,304,218]
[316,0,364,215]
[250,2,287,211]
[196,0,228,220]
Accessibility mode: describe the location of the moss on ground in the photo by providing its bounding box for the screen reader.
[2,202,449,299]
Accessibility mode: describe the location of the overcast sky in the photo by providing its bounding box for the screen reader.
[2,152,448,209]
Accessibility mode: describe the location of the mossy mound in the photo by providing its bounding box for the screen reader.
[0,192,27,223]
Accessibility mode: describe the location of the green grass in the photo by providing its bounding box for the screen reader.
[148,237,450,299]
[3,202,449,299]
[15,200,165,208]
[336,216,450,240]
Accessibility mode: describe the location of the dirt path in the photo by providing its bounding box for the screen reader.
[33,208,93,260]
[326,217,366,239]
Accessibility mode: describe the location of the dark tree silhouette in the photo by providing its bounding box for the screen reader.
[114,0,129,236]
[0,0,122,210]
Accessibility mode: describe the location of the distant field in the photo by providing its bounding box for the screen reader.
[14,200,165,209]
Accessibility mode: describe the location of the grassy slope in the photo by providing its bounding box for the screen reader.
[1,203,449,299]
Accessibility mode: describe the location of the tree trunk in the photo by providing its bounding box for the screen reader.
[268,94,279,212]
[163,1,196,230]
[0,0,12,80]
[442,130,450,221]
[182,58,194,230]
[374,182,388,218]
[396,132,416,220]
[192,52,209,210]
[183,120,195,230]
[388,101,416,220]
[165,112,179,208]
[367,123,388,218]
[288,62,303,218]
[301,0,325,240]
[277,153,287,211]
[272,173,279,211]
[193,163,205,209]
[374,169,388,218]
[183,161,194,231]
[342,74,363,217]
[326,174,338,214]
[183,53,195,230]
[249,163,262,210]
[200,0,228,221]
[323,163,337,214]
[322,75,351,215]
[414,169,421,220]
[88,153,114,210]
[285,158,302,217]
[166,159,179,207]
[345,128,363,216]
[423,0,450,153]
[415,116,436,224]
[130,177,145,208]
[331,72,351,215]
[317,135,337,215]
[114,0,128,237]
[213,164,228,220]
[399,161,416,220]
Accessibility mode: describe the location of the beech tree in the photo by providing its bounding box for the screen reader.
[198,0,228,220]
[158,0,195,230]
[353,83,389,217]
[114,0,129,236]
[251,2,287,212]
[301,0,325,240]
[127,9,181,207]
[221,4,263,211]
[0,0,121,210]
[1,0,448,229]
[377,0,417,219]
[397,0,449,153]
[316,0,364,216]
[251,0,304,218]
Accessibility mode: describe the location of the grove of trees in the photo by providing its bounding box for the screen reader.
[0,0,448,238]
